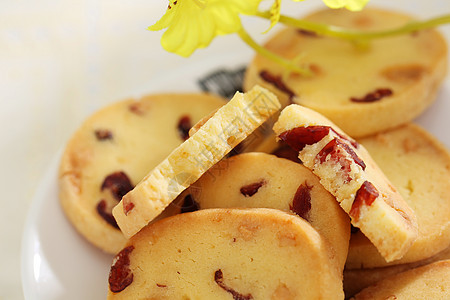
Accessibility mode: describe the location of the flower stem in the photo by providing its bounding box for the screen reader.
[256,10,450,41]
[237,28,313,76]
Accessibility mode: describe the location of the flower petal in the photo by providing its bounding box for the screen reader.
[148,1,179,31]
[322,0,369,11]
[151,0,264,57]
[265,0,282,33]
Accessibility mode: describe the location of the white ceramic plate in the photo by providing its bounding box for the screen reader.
[21,76,450,300]
[20,52,250,300]
[21,8,450,299]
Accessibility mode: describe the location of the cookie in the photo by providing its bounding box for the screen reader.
[272,104,418,262]
[188,107,277,156]
[58,92,226,253]
[188,152,350,271]
[344,245,450,297]
[244,7,447,137]
[352,260,450,299]
[347,123,450,268]
[106,208,344,299]
[113,86,281,239]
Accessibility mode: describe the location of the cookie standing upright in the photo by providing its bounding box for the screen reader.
[273,104,418,262]
[188,152,350,271]
[107,208,344,299]
[59,93,226,253]
[346,123,450,268]
[113,86,281,239]
[244,7,447,137]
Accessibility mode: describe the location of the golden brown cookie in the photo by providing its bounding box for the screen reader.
[344,245,450,297]
[272,104,418,262]
[244,7,447,137]
[107,208,344,299]
[113,86,281,239]
[59,92,225,253]
[188,152,350,271]
[347,123,450,268]
[352,260,450,300]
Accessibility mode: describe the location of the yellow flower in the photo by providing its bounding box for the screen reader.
[320,0,369,11]
[149,0,262,57]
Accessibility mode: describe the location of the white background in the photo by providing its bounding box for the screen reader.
[1,1,450,299]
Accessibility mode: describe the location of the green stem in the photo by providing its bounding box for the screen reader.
[237,28,313,76]
[256,10,450,41]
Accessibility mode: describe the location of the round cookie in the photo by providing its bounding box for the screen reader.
[59,93,226,253]
[344,245,450,297]
[352,260,450,300]
[106,208,344,299]
[244,7,447,137]
[347,123,450,268]
[187,152,350,271]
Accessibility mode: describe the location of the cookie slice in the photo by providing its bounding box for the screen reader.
[107,208,344,299]
[346,124,450,268]
[244,7,447,137]
[344,245,450,297]
[272,104,418,262]
[352,260,450,299]
[188,152,350,271]
[113,86,281,238]
[59,93,226,253]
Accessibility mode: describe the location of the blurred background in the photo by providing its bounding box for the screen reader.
[1,0,449,299]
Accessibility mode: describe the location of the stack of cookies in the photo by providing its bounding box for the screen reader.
[59,7,450,300]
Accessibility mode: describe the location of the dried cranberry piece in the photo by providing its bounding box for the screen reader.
[128,103,147,115]
[177,115,192,140]
[279,126,331,152]
[109,246,135,293]
[101,171,134,201]
[240,180,266,197]
[297,29,319,37]
[290,182,312,220]
[214,269,253,300]
[259,70,296,103]
[316,139,354,182]
[95,129,113,141]
[97,200,119,229]
[331,129,359,149]
[279,125,359,152]
[123,200,135,216]
[317,138,366,171]
[350,88,393,103]
[349,181,379,221]
[181,194,200,213]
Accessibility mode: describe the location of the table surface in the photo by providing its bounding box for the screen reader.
[2,1,450,299]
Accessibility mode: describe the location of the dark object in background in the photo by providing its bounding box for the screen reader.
[198,67,246,99]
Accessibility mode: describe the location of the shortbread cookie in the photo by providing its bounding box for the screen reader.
[347,124,450,268]
[107,208,344,299]
[272,104,418,262]
[59,93,226,253]
[352,260,450,299]
[244,7,447,137]
[344,245,450,297]
[113,86,281,238]
[188,108,277,156]
[188,152,350,271]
